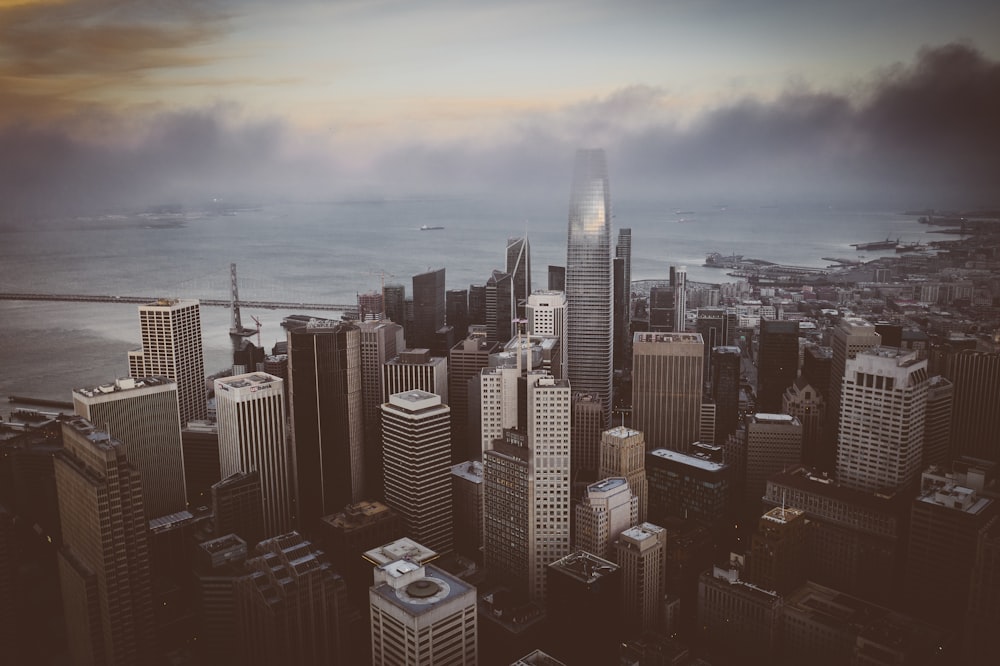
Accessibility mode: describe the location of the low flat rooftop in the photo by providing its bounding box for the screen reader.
[650,447,727,472]
[549,550,618,583]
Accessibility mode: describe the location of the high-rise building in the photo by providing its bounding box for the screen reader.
[506,236,531,321]
[965,515,1000,659]
[945,350,1000,464]
[215,372,293,538]
[574,477,638,560]
[547,551,622,665]
[548,265,566,292]
[571,392,605,480]
[446,288,469,341]
[484,429,532,594]
[746,413,802,512]
[381,391,453,554]
[711,345,742,445]
[782,378,825,469]
[182,420,221,507]
[825,319,880,472]
[486,269,514,344]
[672,266,687,332]
[411,268,446,350]
[615,228,633,368]
[369,559,478,666]
[193,533,248,664]
[211,470,265,548]
[468,283,486,326]
[697,308,730,377]
[747,506,807,594]
[357,291,385,321]
[756,319,799,413]
[478,365,522,456]
[383,283,406,327]
[449,337,500,462]
[632,332,704,452]
[648,286,675,333]
[526,290,568,372]
[697,562,782,664]
[801,345,832,401]
[235,532,349,665]
[836,348,928,494]
[382,348,448,403]
[565,148,614,425]
[646,446,731,530]
[72,376,186,518]
[599,426,648,522]
[128,298,206,425]
[358,320,405,496]
[284,316,365,530]
[923,375,953,468]
[451,461,484,563]
[615,522,667,635]
[56,417,155,665]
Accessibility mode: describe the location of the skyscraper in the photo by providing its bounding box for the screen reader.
[485,269,514,344]
[235,532,349,665]
[756,319,799,413]
[673,266,688,332]
[836,348,928,494]
[381,391,453,554]
[284,316,365,532]
[382,348,448,402]
[615,228,633,368]
[747,506,807,594]
[215,372,293,538]
[526,290,568,372]
[711,346,742,445]
[449,337,500,462]
[746,413,802,512]
[369,559,478,666]
[446,288,469,340]
[506,236,531,321]
[574,477,637,560]
[825,319,880,471]
[73,376,187,518]
[599,426,648,522]
[411,268,446,350]
[632,332,704,452]
[128,298,206,425]
[945,350,1000,464]
[383,283,406,327]
[565,148,613,424]
[359,320,406,496]
[615,522,667,635]
[56,417,155,665]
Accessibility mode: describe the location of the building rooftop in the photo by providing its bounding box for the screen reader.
[586,477,629,496]
[322,500,395,530]
[215,372,281,390]
[370,563,474,617]
[761,506,805,524]
[633,332,704,344]
[363,537,438,567]
[549,550,619,584]
[73,376,174,399]
[751,413,798,424]
[451,460,484,483]
[603,425,642,440]
[649,447,727,472]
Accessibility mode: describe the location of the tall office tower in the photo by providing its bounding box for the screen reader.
[616,228,632,323]
[318,501,404,603]
[746,413,802,512]
[905,469,997,629]
[945,350,1000,464]
[782,379,825,469]
[484,429,531,594]
[215,373,292,538]
[357,291,385,321]
[381,391,453,554]
[506,236,531,320]
[756,319,799,413]
[284,316,365,530]
[747,506,807,594]
[73,376,187,518]
[548,265,566,292]
[599,426,648,522]
[646,446,731,529]
[801,345,832,396]
[212,470,265,547]
[697,308,730,378]
[411,267,446,350]
[615,522,667,635]
[382,348,448,403]
[359,320,405,496]
[763,467,909,605]
[235,532,348,666]
[648,286,676,332]
[128,298,206,426]
[574,478,638,559]
[183,420,221,507]
[672,266,687,332]
[825,318,880,471]
[836,348,928,494]
[486,269,514,344]
[874,321,903,347]
[56,417,155,665]
[193,533,248,664]
[526,290,568,372]
[613,256,627,370]
[468,283,487,326]
[697,562,783,665]
[565,148,614,425]
[572,393,604,480]
[547,551,623,666]
[370,559,478,666]
[451,461,484,563]
[965,515,1000,659]
[923,376,953,468]
[450,338,500,461]
[446,288,469,340]
[383,283,406,326]
[711,346,742,445]
[700,402,717,445]
[632,332,704,453]
[478,365,522,455]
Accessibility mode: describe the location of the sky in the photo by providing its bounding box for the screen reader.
[2,0,1000,215]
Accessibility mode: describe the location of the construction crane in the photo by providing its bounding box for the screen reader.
[251,315,262,348]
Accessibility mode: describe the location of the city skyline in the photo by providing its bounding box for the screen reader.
[1,2,999,216]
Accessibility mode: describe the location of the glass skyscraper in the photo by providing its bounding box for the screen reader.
[565,148,613,424]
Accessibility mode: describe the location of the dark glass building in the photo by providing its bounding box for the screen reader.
[411,268,446,350]
[756,319,799,413]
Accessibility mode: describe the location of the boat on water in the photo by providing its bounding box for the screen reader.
[419,225,444,231]
[851,237,898,251]
[896,242,925,253]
